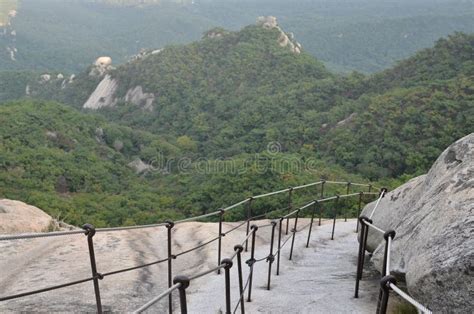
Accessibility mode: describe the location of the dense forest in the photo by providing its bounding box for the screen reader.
[0,22,472,227]
[92,30,474,179]
[0,100,371,226]
[0,0,473,73]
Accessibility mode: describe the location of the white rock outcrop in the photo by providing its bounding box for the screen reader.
[83,74,118,109]
[361,133,474,312]
[39,74,51,83]
[124,86,154,111]
[90,56,114,76]
[127,158,154,174]
[256,16,302,54]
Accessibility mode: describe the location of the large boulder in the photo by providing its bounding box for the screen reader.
[0,199,55,233]
[360,133,474,312]
[0,199,75,234]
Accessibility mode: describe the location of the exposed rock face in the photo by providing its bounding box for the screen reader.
[361,133,474,312]
[0,199,55,234]
[84,77,156,111]
[83,74,119,109]
[127,158,154,174]
[336,112,357,126]
[39,74,51,83]
[124,86,154,111]
[90,56,114,76]
[256,16,278,29]
[256,16,302,54]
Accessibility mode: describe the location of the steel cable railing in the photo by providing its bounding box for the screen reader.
[174,236,221,258]
[355,216,432,314]
[0,180,378,313]
[101,257,170,278]
[133,283,181,314]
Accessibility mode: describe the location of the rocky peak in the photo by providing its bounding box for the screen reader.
[256,16,302,54]
[89,56,114,76]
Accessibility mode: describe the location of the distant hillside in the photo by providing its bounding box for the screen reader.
[89,30,473,179]
[0,100,185,226]
[0,100,367,226]
[1,0,472,73]
[2,26,472,181]
[318,33,474,178]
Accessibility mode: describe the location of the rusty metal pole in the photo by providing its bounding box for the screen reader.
[245,198,253,252]
[267,221,277,290]
[217,209,224,275]
[83,224,103,314]
[276,218,283,275]
[345,182,351,222]
[289,209,300,260]
[234,245,245,314]
[319,181,325,226]
[331,196,339,240]
[286,188,293,235]
[165,220,175,314]
[377,276,396,314]
[306,201,317,248]
[222,258,233,314]
[173,275,190,314]
[247,225,258,302]
[356,192,363,232]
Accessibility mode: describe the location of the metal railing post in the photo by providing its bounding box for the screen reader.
[319,181,325,226]
[355,215,372,298]
[356,192,363,232]
[267,221,277,290]
[217,209,224,275]
[318,203,323,226]
[368,184,372,193]
[234,245,245,314]
[306,201,317,248]
[285,187,293,235]
[360,217,370,273]
[377,275,396,314]
[331,196,340,240]
[173,275,190,314]
[377,230,396,309]
[382,230,396,275]
[245,198,253,252]
[221,258,233,314]
[165,220,175,314]
[276,218,283,276]
[345,182,351,222]
[289,209,300,260]
[82,224,103,314]
[247,225,258,302]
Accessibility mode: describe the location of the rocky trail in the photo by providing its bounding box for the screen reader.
[0,218,380,313]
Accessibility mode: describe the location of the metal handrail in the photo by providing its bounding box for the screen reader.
[1,181,379,313]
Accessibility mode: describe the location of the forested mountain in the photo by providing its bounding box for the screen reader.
[0,100,187,225]
[318,32,474,177]
[0,100,366,226]
[54,27,471,180]
[1,0,472,73]
[0,21,472,227]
